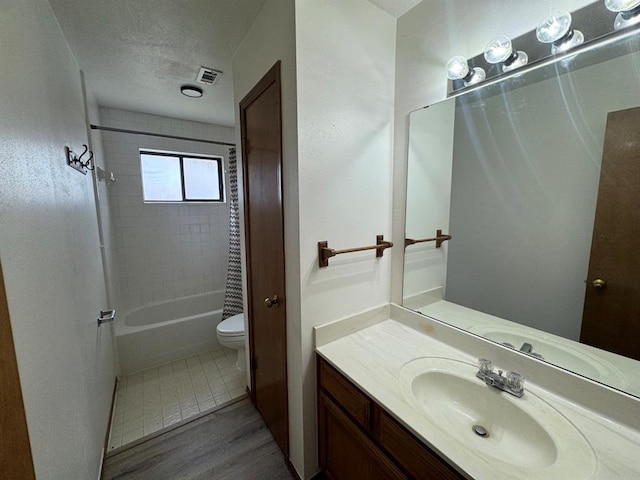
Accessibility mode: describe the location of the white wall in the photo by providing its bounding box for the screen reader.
[99,108,234,311]
[402,101,454,304]
[0,0,116,478]
[296,0,396,476]
[233,1,395,477]
[232,0,302,474]
[391,0,598,304]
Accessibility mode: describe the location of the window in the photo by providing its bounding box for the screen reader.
[140,151,224,203]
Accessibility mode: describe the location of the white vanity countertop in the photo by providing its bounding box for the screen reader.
[315,315,640,479]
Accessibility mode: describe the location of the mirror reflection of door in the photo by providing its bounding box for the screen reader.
[581,106,640,361]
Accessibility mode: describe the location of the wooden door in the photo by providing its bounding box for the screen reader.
[239,62,289,455]
[580,106,640,360]
[0,260,36,480]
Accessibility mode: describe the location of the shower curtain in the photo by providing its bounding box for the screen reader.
[222,147,244,320]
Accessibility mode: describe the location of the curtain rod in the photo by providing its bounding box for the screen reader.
[90,125,236,147]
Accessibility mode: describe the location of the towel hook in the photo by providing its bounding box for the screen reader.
[65,144,95,174]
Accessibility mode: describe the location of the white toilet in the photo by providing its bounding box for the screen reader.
[216,313,246,371]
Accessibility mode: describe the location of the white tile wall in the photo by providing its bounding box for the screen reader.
[99,108,235,310]
[108,347,246,450]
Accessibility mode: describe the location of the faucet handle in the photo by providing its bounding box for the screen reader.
[478,358,493,375]
[507,371,524,393]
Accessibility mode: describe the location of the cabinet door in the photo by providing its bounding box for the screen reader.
[318,393,407,480]
[373,406,466,480]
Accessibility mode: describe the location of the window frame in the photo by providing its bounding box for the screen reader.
[140,150,225,203]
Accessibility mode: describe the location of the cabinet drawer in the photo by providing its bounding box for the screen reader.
[318,357,371,429]
[373,406,466,480]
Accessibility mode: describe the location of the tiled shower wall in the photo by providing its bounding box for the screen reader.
[99,108,235,311]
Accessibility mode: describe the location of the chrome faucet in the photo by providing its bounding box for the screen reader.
[476,359,524,397]
[501,341,545,360]
[519,342,545,360]
[519,342,533,353]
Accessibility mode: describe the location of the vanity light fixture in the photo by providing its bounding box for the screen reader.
[536,11,585,54]
[604,0,640,30]
[446,55,486,86]
[180,85,203,98]
[484,36,528,72]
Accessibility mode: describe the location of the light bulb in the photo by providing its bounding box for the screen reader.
[605,0,640,12]
[446,56,469,80]
[446,56,486,87]
[502,51,528,72]
[605,0,640,30]
[484,36,514,64]
[536,11,584,54]
[484,35,528,72]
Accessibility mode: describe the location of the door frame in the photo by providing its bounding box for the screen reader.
[239,61,289,454]
[0,260,36,479]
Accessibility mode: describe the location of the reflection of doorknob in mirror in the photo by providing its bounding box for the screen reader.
[264,295,280,308]
[592,278,607,289]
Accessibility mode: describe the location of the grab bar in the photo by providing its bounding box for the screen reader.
[97,309,116,326]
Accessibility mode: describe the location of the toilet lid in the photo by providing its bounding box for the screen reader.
[217,313,244,336]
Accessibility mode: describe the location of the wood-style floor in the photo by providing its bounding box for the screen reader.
[102,398,294,480]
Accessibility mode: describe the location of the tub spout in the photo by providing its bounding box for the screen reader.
[97,309,116,326]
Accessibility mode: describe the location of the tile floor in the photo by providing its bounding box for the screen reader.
[108,347,246,451]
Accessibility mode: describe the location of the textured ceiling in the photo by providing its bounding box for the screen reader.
[49,0,266,126]
[49,0,421,126]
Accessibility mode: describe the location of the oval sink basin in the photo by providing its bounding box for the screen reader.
[399,357,596,479]
[468,325,627,387]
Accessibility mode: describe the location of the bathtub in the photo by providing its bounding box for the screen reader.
[116,290,223,374]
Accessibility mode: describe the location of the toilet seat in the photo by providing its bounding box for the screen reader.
[217,313,244,337]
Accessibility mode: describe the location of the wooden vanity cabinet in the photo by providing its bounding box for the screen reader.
[318,392,407,480]
[317,356,466,480]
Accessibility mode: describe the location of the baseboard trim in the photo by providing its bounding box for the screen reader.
[285,459,324,480]
[246,384,255,403]
[286,459,301,480]
[99,377,118,480]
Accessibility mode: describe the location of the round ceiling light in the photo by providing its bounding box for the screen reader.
[181,85,203,98]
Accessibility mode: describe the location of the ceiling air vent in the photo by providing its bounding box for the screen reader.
[196,67,222,85]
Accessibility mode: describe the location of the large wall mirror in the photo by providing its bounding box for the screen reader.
[403,30,640,398]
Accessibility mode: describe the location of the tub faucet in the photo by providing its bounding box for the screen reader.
[477,359,524,397]
[97,309,117,326]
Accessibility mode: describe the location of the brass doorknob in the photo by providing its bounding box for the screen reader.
[592,278,607,289]
[264,295,280,308]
